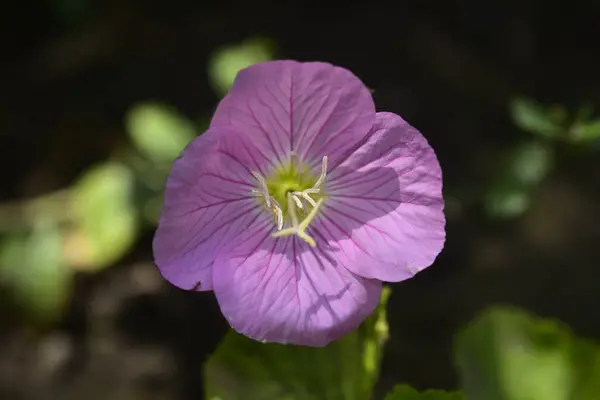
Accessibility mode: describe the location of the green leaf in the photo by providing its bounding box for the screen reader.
[0,221,72,323]
[485,141,553,219]
[510,98,564,139]
[573,104,594,125]
[67,162,138,271]
[570,120,600,142]
[384,385,464,400]
[485,179,531,219]
[455,306,600,400]
[508,141,553,186]
[204,287,391,400]
[126,102,196,164]
[208,37,275,96]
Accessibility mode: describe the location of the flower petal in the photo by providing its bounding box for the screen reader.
[210,60,376,170]
[322,112,445,282]
[212,219,382,347]
[153,126,270,291]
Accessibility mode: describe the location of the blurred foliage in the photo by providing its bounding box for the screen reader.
[487,96,600,220]
[485,181,531,219]
[570,120,600,142]
[485,140,553,219]
[65,163,138,272]
[0,221,71,323]
[125,102,203,227]
[384,385,464,400]
[510,98,566,140]
[126,102,197,165]
[455,306,600,400]
[208,37,275,96]
[510,97,600,144]
[206,301,600,400]
[507,141,554,187]
[205,287,391,400]
[206,291,600,400]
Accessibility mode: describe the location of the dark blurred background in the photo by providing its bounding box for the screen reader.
[1,0,600,399]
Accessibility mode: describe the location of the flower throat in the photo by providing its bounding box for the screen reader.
[252,155,328,247]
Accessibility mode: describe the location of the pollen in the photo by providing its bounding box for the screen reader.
[251,155,328,247]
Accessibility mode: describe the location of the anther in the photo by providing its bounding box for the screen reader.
[252,170,285,230]
[290,156,327,210]
[314,156,328,189]
[251,171,271,208]
[291,193,304,209]
[298,191,317,207]
[273,201,284,230]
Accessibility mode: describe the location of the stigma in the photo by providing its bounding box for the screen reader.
[251,156,328,247]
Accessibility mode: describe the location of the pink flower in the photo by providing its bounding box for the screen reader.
[153,60,445,346]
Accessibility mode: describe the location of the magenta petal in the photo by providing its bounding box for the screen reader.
[210,60,376,170]
[322,112,445,282]
[212,220,382,347]
[153,126,269,291]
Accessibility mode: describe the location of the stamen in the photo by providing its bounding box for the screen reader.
[252,171,286,230]
[275,206,283,230]
[298,191,317,207]
[271,196,323,248]
[314,156,328,188]
[291,193,304,209]
[288,156,327,210]
[298,198,323,233]
[251,171,271,208]
[252,155,328,244]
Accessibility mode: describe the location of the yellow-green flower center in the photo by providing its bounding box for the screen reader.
[266,162,320,215]
[252,155,328,247]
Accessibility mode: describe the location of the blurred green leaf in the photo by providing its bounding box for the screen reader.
[547,105,569,126]
[455,306,600,400]
[486,141,553,219]
[485,179,531,219]
[126,102,196,165]
[510,98,564,139]
[573,104,594,125]
[570,120,600,142]
[0,221,72,323]
[208,37,275,96]
[384,385,464,400]
[205,287,391,400]
[68,163,138,271]
[508,141,553,186]
[143,194,163,225]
